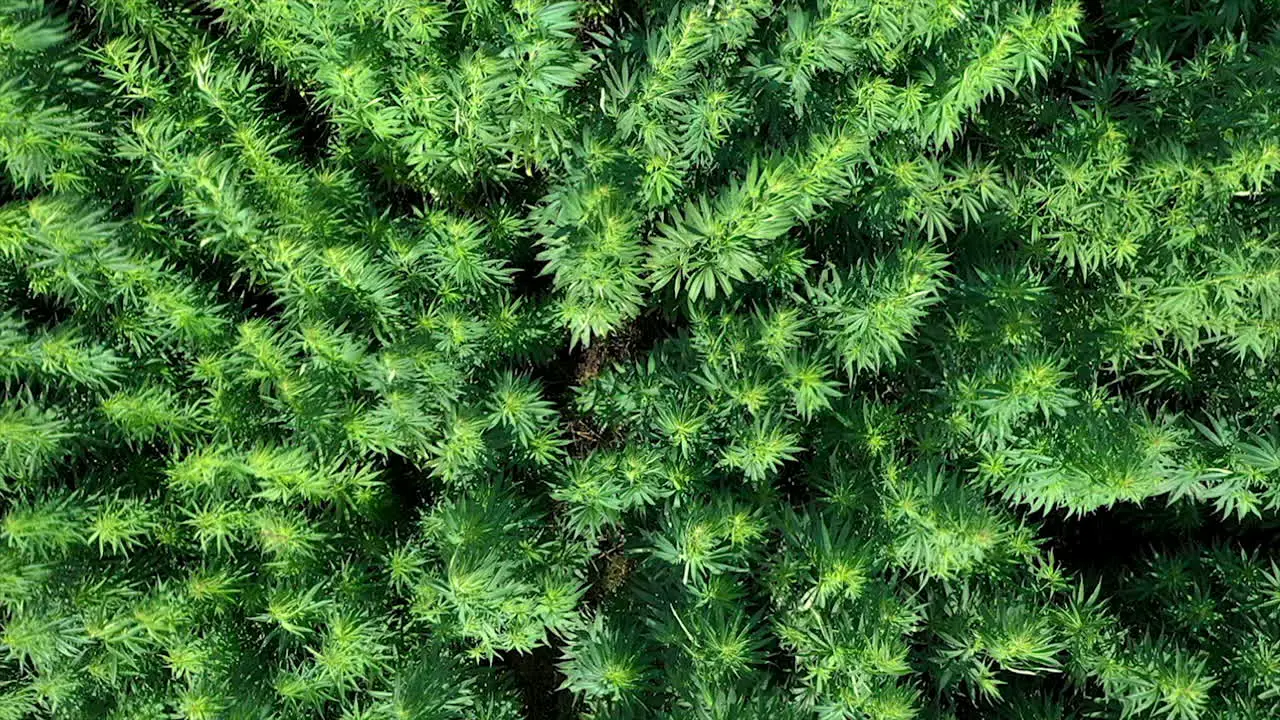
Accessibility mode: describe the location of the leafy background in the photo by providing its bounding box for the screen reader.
[2,0,1280,718]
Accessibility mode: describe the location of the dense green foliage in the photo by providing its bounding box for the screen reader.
[2,0,1280,717]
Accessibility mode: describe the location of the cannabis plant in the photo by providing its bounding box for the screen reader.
[1,0,1279,718]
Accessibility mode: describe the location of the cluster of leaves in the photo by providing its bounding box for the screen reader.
[2,0,1280,718]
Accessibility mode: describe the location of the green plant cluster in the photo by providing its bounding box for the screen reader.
[2,0,1280,718]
